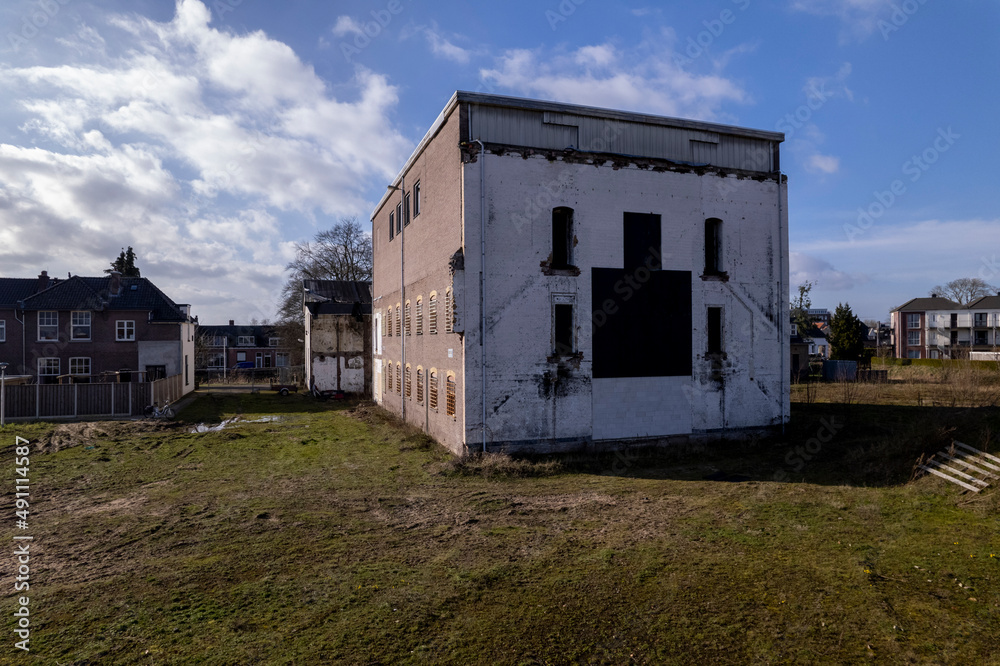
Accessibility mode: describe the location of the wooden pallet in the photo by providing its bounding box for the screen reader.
[918,441,1000,493]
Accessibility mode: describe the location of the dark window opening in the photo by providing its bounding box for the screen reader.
[705,218,722,275]
[951,330,959,345]
[389,211,395,240]
[976,331,988,345]
[552,207,573,268]
[404,192,411,226]
[623,212,661,272]
[396,203,402,235]
[707,307,723,354]
[413,181,421,217]
[950,313,958,328]
[554,303,573,355]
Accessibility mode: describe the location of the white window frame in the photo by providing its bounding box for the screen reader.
[238,336,255,346]
[276,352,289,367]
[906,313,920,329]
[71,311,91,341]
[0,319,5,342]
[116,320,135,341]
[269,337,280,347]
[69,357,91,376]
[38,311,58,341]
[207,352,226,369]
[907,330,920,346]
[236,351,247,362]
[38,357,59,377]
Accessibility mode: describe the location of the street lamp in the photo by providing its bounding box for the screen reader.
[0,362,8,427]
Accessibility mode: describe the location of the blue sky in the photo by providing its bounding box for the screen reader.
[0,0,996,323]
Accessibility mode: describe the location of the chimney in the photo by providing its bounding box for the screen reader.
[931,293,937,298]
[36,270,49,293]
[229,319,235,326]
[109,270,122,297]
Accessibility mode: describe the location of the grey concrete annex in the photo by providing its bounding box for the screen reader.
[371,91,789,456]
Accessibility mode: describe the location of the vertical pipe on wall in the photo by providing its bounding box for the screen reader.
[777,169,786,433]
[473,138,486,454]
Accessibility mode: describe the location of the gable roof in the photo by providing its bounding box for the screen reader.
[3,275,189,322]
[303,280,372,316]
[891,296,963,312]
[967,295,1000,309]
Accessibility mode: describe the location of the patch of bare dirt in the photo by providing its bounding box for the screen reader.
[34,419,179,454]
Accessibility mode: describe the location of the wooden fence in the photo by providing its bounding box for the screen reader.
[2,374,184,420]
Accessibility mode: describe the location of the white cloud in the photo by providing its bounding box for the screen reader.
[790,0,895,40]
[424,26,472,64]
[806,153,840,174]
[0,0,410,322]
[332,16,365,37]
[480,41,748,120]
[790,252,863,291]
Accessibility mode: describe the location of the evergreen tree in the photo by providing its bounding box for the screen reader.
[106,246,141,277]
[829,302,864,362]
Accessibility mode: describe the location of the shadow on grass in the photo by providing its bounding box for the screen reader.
[509,402,1000,489]
[177,389,357,424]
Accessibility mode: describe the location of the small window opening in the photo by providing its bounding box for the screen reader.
[446,374,456,417]
[554,303,574,355]
[552,207,573,268]
[705,218,722,275]
[707,307,723,354]
[389,211,395,240]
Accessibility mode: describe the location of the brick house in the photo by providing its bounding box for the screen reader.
[197,322,290,371]
[371,92,788,455]
[0,271,196,390]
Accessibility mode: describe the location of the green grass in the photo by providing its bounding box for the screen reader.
[2,390,999,664]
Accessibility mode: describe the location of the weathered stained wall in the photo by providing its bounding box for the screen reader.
[307,314,371,394]
[460,149,788,453]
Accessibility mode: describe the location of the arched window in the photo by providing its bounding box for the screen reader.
[705,218,723,275]
[386,362,392,394]
[395,304,401,337]
[429,369,438,411]
[552,207,574,268]
[396,362,401,394]
[386,308,392,337]
[444,287,453,334]
[446,373,456,418]
[416,367,424,404]
[404,301,411,336]
[404,364,412,398]
[428,292,438,334]
[415,297,423,335]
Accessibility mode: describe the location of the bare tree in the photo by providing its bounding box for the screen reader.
[275,216,373,327]
[930,278,998,305]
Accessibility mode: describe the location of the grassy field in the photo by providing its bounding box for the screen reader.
[3,382,1000,664]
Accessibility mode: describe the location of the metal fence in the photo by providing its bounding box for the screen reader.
[2,374,185,420]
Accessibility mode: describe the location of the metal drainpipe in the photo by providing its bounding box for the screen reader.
[777,168,786,433]
[473,139,486,453]
[15,308,24,375]
[401,175,406,422]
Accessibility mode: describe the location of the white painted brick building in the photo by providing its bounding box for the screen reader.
[372,92,789,455]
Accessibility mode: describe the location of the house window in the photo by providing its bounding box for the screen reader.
[237,351,247,362]
[276,352,289,367]
[428,293,438,334]
[269,337,280,347]
[554,303,574,355]
[975,331,988,345]
[389,211,395,240]
[907,331,920,346]
[707,307,723,354]
[396,363,401,394]
[446,373,456,418]
[950,330,959,345]
[238,336,255,346]
[416,367,424,404]
[975,313,988,327]
[38,357,59,382]
[790,323,798,337]
[415,297,423,335]
[552,207,573,268]
[951,313,958,328]
[705,218,722,275]
[907,350,920,359]
[207,352,225,368]
[69,357,91,377]
[405,364,412,398]
[429,369,438,411]
[38,311,58,341]
[396,203,402,235]
[71,311,91,340]
[0,320,5,342]
[404,192,411,226]
[116,320,135,341]
[405,301,411,336]
[413,181,421,217]
[906,314,920,329]
[255,352,264,367]
[396,304,401,337]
